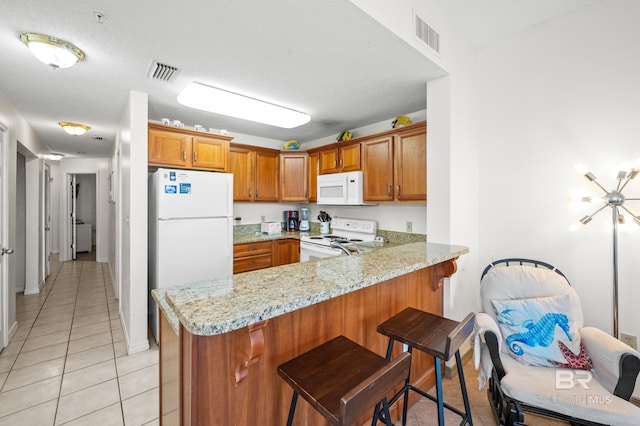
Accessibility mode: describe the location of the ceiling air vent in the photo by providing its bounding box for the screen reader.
[414,13,440,54]
[146,60,180,83]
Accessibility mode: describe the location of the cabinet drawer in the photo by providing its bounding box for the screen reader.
[233,254,273,273]
[233,241,272,258]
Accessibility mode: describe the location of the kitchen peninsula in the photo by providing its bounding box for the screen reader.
[153,241,468,425]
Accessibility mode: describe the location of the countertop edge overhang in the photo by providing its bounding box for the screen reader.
[152,241,468,336]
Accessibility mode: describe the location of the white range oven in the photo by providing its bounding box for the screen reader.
[299,218,377,262]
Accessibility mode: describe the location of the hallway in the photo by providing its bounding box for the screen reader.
[0,256,158,425]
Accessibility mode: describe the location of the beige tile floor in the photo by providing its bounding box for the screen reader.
[0,255,158,426]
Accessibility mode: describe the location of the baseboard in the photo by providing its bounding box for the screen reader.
[444,345,473,380]
[7,320,18,343]
[120,310,149,355]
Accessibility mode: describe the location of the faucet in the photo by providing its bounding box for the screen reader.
[329,240,361,255]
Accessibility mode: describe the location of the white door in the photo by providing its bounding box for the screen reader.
[69,174,77,260]
[45,165,51,277]
[0,123,12,349]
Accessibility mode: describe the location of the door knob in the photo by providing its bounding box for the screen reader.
[2,248,14,255]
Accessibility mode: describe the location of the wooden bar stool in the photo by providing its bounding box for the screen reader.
[278,335,411,426]
[375,307,475,426]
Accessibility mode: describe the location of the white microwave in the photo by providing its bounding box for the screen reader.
[317,171,366,205]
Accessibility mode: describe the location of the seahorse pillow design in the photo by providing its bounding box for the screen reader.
[491,295,589,369]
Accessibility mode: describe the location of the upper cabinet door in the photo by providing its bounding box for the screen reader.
[280,153,309,202]
[394,127,426,201]
[307,151,319,202]
[339,143,361,172]
[254,150,279,201]
[148,128,191,168]
[318,148,339,174]
[228,145,255,201]
[362,137,394,202]
[192,137,228,171]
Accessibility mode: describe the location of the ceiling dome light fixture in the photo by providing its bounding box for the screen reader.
[177,82,311,129]
[59,122,90,136]
[20,33,85,69]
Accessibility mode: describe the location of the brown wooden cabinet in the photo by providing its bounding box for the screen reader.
[362,122,426,202]
[272,239,300,266]
[318,142,361,174]
[307,151,319,202]
[234,239,300,273]
[394,126,427,201]
[233,241,273,273]
[148,123,231,172]
[362,136,394,201]
[279,153,308,202]
[254,149,279,201]
[228,144,280,202]
[228,145,255,201]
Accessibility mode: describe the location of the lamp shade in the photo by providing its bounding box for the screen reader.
[21,33,85,69]
[59,122,90,136]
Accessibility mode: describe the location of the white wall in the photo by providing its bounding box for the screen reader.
[477,0,640,337]
[57,158,110,262]
[113,90,149,355]
[0,89,49,343]
[349,0,481,324]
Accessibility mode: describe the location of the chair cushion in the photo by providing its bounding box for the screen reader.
[481,265,584,343]
[491,295,591,369]
[500,355,640,425]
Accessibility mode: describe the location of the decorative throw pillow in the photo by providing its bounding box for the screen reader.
[491,295,592,369]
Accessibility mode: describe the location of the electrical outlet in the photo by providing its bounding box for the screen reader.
[621,333,637,350]
[405,221,413,232]
[260,215,265,223]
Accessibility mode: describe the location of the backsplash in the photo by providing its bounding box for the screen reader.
[233,222,425,243]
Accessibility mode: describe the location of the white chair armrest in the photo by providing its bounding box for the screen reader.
[581,326,640,394]
[473,312,503,389]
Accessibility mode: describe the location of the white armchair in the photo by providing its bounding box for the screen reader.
[475,258,640,425]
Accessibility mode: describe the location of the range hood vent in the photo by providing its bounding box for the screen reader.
[146,60,180,83]
[414,13,440,54]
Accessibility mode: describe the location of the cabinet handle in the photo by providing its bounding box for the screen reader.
[339,158,343,168]
[183,150,187,161]
[248,189,252,198]
[397,185,401,196]
[334,160,337,169]
[256,189,259,197]
[194,151,198,162]
[305,189,308,199]
[387,185,392,196]
[248,247,257,251]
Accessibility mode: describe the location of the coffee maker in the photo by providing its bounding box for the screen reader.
[283,210,299,232]
[299,207,310,232]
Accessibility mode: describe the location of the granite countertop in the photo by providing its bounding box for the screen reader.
[153,242,468,336]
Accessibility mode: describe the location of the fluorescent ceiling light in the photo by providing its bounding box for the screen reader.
[177,82,311,129]
[59,122,90,136]
[21,33,85,69]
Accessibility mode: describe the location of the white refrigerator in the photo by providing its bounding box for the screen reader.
[148,168,233,343]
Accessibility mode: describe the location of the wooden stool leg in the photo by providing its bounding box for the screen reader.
[286,391,298,426]
[435,357,445,426]
[455,350,473,425]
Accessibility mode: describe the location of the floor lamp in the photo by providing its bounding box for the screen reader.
[577,166,640,339]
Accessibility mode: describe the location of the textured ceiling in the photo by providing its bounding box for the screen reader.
[0,0,601,158]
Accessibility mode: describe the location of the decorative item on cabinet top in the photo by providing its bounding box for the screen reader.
[284,140,300,150]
